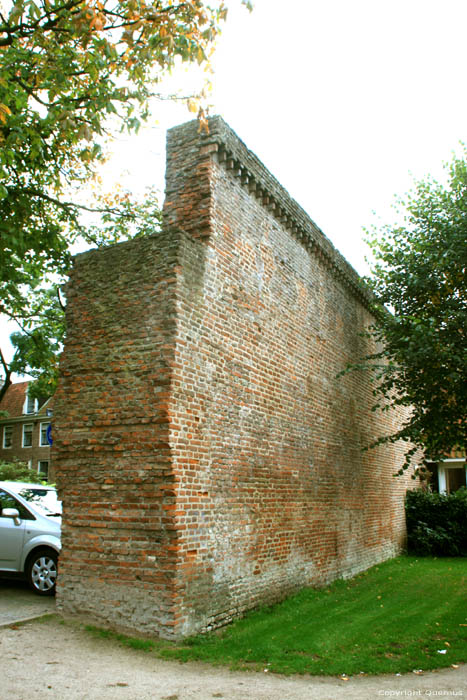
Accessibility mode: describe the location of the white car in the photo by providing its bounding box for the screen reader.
[0,481,61,596]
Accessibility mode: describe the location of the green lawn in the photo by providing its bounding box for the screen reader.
[87,556,467,676]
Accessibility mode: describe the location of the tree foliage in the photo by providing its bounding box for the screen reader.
[0,0,250,401]
[0,458,44,482]
[362,151,467,473]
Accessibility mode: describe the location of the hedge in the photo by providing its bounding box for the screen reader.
[0,459,45,483]
[405,487,467,556]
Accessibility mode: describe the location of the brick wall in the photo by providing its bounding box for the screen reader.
[53,117,415,639]
[53,233,182,637]
[0,382,53,478]
[0,420,51,476]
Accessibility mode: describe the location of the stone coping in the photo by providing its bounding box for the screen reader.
[168,116,374,309]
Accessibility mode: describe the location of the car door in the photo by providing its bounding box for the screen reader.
[0,489,29,570]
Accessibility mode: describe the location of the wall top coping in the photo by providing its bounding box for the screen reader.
[167,116,374,308]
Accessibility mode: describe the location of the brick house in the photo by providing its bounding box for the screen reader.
[53,116,419,640]
[0,381,53,480]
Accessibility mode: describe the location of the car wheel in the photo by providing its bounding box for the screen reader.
[26,548,58,596]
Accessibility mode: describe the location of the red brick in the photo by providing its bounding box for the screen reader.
[53,117,418,641]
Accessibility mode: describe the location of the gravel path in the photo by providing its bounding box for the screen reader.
[1,580,465,700]
[1,614,466,700]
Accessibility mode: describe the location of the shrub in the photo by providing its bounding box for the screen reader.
[0,459,44,483]
[405,487,467,556]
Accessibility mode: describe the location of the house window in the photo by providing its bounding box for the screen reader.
[437,460,467,494]
[38,461,49,479]
[24,395,37,415]
[22,423,33,447]
[40,422,51,447]
[3,425,12,448]
[446,467,466,494]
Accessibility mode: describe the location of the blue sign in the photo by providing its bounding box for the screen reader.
[46,423,53,446]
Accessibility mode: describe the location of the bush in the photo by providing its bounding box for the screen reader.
[0,459,44,483]
[405,487,467,556]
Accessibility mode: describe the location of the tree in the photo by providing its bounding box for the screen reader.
[361,150,467,475]
[0,458,43,482]
[0,0,251,401]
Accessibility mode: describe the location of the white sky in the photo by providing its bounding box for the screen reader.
[2,0,467,373]
[105,0,467,275]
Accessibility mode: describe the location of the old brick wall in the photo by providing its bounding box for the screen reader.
[164,118,413,637]
[53,116,414,639]
[53,233,182,637]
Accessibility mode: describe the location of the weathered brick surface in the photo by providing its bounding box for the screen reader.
[53,233,181,637]
[53,116,415,639]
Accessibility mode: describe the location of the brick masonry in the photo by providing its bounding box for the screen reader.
[53,116,415,639]
[0,382,53,479]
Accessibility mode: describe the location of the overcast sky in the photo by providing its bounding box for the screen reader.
[105,0,467,275]
[2,0,467,370]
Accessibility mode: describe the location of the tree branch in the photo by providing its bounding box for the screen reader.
[17,187,137,218]
[0,346,12,404]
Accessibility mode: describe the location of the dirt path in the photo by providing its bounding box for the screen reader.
[1,616,466,700]
[0,579,55,627]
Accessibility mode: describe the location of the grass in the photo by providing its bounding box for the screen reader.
[84,556,467,676]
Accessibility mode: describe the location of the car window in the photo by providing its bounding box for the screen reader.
[16,488,62,517]
[0,489,35,520]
